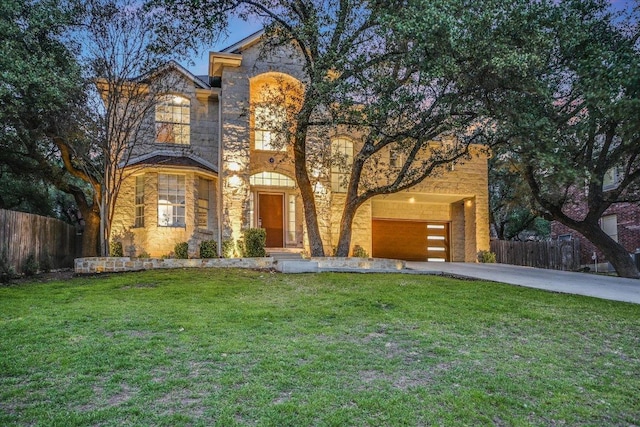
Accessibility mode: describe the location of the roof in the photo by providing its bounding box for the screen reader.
[132,60,212,89]
[221,29,265,53]
[126,154,217,174]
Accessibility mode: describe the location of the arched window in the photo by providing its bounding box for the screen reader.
[249,172,295,187]
[331,137,354,192]
[156,95,190,145]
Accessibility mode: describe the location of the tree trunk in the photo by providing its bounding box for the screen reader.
[573,221,640,279]
[335,201,357,257]
[293,120,325,257]
[81,207,101,257]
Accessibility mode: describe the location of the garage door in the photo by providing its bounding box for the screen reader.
[372,219,450,262]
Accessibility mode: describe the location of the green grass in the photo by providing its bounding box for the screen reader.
[1,269,639,426]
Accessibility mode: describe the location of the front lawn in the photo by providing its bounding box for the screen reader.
[1,269,639,426]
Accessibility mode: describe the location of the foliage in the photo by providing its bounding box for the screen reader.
[477,250,497,264]
[174,242,189,259]
[222,239,235,258]
[39,252,53,273]
[241,228,267,257]
[136,251,151,258]
[0,269,639,425]
[109,241,124,257]
[486,0,640,277]
[351,245,369,258]
[199,240,218,258]
[22,254,39,276]
[0,250,16,283]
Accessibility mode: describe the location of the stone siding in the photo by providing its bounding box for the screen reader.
[75,257,275,274]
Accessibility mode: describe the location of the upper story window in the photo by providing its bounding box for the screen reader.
[603,167,621,190]
[254,105,286,151]
[331,137,354,192]
[389,145,406,169]
[156,95,190,145]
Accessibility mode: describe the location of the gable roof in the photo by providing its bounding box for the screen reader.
[124,152,218,174]
[221,29,265,54]
[133,60,211,89]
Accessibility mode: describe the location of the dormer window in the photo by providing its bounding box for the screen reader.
[254,105,286,151]
[156,95,190,145]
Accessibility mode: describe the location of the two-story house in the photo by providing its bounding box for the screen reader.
[109,30,491,261]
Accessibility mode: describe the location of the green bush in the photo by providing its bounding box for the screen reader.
[174,242,189,259]
[200,240,218,258]
[352,245,369,258]
[478,250,497,263]
[110,241,124,257]
[23,253,39,276]
[241,228,266,257]
[137,251,150,259]
[222,239,235,258]
[40,251,53,273]
[0,250,16,283]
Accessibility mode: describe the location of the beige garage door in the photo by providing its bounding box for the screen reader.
[372,219,449,262]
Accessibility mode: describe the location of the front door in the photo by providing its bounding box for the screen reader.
[258,193,284,247]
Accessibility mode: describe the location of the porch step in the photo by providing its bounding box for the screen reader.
[267,248,304,261]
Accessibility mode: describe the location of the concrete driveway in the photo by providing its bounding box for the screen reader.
[405,262,640,304]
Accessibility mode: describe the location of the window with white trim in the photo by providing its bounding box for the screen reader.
[601,215,618,242]
[288,194,296,242]
[134,175,145,228]
[389,146,406,169]
[158,174,185,227]
[254,105,286,151]
[197,178,210,229]
[331,137,353,192]
[156,95,190,144]
[249,171,295,187]
[603,167,621,190]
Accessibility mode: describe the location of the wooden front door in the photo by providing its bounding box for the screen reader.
[259,193,284,247]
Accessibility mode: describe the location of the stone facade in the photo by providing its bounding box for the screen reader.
[109,32,491,262]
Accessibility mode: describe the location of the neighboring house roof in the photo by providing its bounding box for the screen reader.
[221,29,265,53]
[125,153,218,174]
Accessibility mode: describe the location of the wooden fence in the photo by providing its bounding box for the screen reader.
[0,209,81,273]
[490,239,581,271]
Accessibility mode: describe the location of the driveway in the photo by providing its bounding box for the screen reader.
[405,262,640,304]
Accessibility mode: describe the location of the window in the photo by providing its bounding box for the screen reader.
[601,215,618,242]
[288,194,296,242]
[331,137,353,192]
[158,174,185,227]
[134,175,145,227]
[254,105,286,151]
[248,192,255,227]
[389,146,406,169]
[603,167,620,190]
[197,178,210,229]
[156,95,190,144]
[249,172,295,187]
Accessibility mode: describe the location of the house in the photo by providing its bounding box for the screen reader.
[551,202,640,271]
[109,30,491,261]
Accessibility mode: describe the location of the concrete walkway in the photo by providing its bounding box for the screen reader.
[405,262,640,305]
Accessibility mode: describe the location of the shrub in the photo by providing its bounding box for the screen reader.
[40,251,53,273]
[200,240,218,258]
[0,250,16,283]
[478,250,496,263]
[241,228,266,257]
[110,241,124,257]
[222,239,235,258]
[174,242,189,259]
[137,251,150,259]
[352,245,369,258]
[23,253,39,277]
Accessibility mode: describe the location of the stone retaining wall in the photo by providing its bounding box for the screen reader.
[74,256,405,274]
[75,257,275,274]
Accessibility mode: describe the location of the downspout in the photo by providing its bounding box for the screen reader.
[217,91,223,257]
